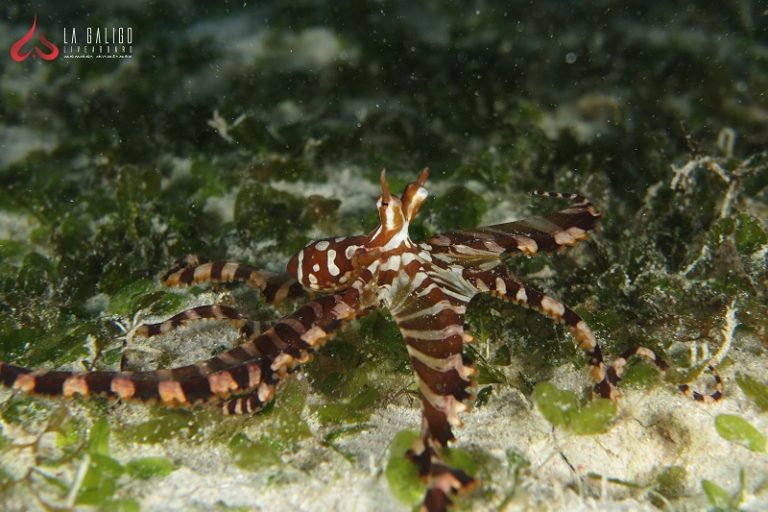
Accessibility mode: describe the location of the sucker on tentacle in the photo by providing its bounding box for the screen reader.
[0,168,722,512]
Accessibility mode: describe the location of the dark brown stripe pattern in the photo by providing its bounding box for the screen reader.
[426,190,602,263]
[159,254,306,308]
[134,304,246,338]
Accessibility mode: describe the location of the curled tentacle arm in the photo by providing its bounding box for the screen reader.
[466,267,724,403]
[464,266,618,399]
[408,435,476,512]
[609,347,723,403]
[678,365,723,403]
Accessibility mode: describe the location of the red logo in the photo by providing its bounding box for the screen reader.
[10,16,59,62]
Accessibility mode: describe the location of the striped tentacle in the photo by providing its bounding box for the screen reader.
[465,268,619,400]
[161,254,306,307]
[393,281,475,444]
[162,255,267,289]
[221,271,372,415]
[426,191,602,265]
[609,347,723,403]
[392,276,477,511]
[0,288,366,413]
[423,462,475,512]
[406,434,476,512]
[134,305,278,342]
[0,357,272,406]
[261,273,308,308]
[679,365,723,403]
[134,304,248,338]
[469,270,725,403]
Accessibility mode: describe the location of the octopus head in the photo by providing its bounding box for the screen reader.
[370,168,429,248]
[287,169,431,291]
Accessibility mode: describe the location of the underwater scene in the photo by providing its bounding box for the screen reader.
[1,1,767,511]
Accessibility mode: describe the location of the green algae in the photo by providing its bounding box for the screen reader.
[384,430,426,505]
[228,433,283,470]
[430,186,488,232]
[618,360,662,390]
[100,498,142,512]
[315,384,379,425]
[77,453,126,505]
[568,399,618,436]
[655,465,687,500]
[384,430,425,506]
[77,418,124,505]
[87,417,111,456]
[234,183,311,253]
[732,214,768,254]
[532,382,617,434]
[384,429,480,508]
[736,373,768,412]
[498,448,531,507]
[474,386,494,407]
[702,479,737,511]
[261,378,311,445]
[532,382,579,429]
[1,396,52,427]
[118,408,205,445]
[310,351,383,426]
[356,310,411,373]
[108,278,184,317]
[702,468,752,512]
[72,417,177,507]
[714,414,766,453]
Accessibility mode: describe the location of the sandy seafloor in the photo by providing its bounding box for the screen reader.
[1,1,767,511]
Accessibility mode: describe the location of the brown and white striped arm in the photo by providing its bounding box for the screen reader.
[0,285,367,412]
[161,254,307,308]
[678,365,723,403]
[392,279,477,511]
[134,304,276,341]
[134,304,248,338]
[408,443,476,512]
[221,271,373,415]
[464,267,620,400]
[604,348,723,402]
[466,268,724,403]
[426,191,602,266]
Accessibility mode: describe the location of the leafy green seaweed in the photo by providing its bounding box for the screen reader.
[532,382,617,434]
[714,414,766,453]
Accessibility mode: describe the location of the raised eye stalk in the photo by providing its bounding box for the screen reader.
[380,169,392,202]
